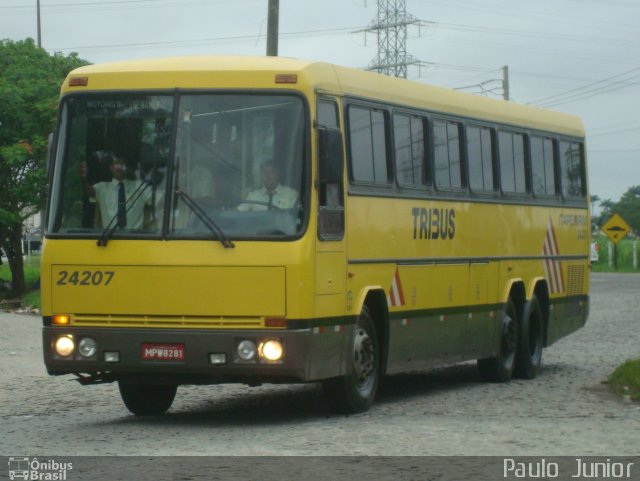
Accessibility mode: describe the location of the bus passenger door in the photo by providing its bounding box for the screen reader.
[311,98,347,379]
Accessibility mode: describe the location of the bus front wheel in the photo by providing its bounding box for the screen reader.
[478,299,518,383]
[118,381,177,416]
[323,306,380,413]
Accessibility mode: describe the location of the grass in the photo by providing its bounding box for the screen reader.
[0,255,41,310]
[591,237,639,273]
[608,359,640,402]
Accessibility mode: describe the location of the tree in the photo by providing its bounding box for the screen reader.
[614,185,640,234]
[589,194,601,227]
[597,198,616,228]
[0,38,89,296]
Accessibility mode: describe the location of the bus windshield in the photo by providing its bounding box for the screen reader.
[171,94,306,238]
[49,93,307,239]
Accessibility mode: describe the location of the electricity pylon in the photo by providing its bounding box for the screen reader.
[364,0,426,78]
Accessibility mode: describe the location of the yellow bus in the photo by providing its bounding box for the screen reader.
[42,56,590,415]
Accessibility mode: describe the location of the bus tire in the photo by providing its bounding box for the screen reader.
[514,295,544,379]
[323,306,380,413]
[118,381,177,416]
[477,298,518,383]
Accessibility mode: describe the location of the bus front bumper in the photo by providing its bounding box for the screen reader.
[43,326,316,385]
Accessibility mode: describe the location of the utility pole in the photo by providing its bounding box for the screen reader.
[502,65,510,101]
[364,0,426,78]
[266,0,279,56]
[36,0,42,48]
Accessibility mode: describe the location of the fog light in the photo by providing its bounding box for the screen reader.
[259,339,283,362]
[209,353,227,365]
[104,351,120,363]
[237,340,257,361]
[54,336,75,357]
[78,337,97,358]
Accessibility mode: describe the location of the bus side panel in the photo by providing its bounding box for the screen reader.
[546,262,589,346]
[464,261,501,360]
[545,207,591,345]
[381,263,499,374]
[307,293,352,380]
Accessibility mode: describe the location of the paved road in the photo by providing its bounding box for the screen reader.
[1,273,639,457]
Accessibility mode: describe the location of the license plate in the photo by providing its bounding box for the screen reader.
[142,343,185,361]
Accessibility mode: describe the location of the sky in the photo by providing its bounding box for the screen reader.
[1,0,639,205]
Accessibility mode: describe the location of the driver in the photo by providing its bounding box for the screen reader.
[238,161,298,211]
[80,152,151,229]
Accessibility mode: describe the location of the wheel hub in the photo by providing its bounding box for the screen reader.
[353,328,375,387]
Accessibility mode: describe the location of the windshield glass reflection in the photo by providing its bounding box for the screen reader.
[171,94,306,238]
[50,95,173,235]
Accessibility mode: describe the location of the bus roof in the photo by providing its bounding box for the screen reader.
[64,55,584,137]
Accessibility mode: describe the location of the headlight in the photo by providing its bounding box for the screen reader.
[54,336,75,357]
[78,337,97,358]
[237,340,257,361]
[259,339,283,362]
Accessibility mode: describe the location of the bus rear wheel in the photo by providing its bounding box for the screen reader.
[323,306,380,413]
[118,381,177,416]
[514,295,544,379]
[478,299,518,383]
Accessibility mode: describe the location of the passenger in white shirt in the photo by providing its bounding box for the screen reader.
[80,154,151,229]
[238,162,298,211]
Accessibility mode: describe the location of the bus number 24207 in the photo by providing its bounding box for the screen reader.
[56,270,115,286]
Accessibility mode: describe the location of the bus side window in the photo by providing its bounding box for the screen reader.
[466,125,495,193]
[394,113,427,187]
[433,119,462,190]
[498,131,526,195]
[348,105,389,185]
[531,136,556,197]
[559,140,585,198]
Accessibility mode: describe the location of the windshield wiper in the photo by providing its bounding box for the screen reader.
[97,180,151,247]
[175,189,235,249]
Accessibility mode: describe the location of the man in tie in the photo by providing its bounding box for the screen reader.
[80,153,151,229]
[238,161,298,211]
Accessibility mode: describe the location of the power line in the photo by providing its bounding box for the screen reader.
[0,0,259,9]
[428,30,640,67]
[49,26,361,51]
[1,0,164,8]
[589,119,640,133]
[529,67,640,108]
[589,126,640,138]
[536,80,640,108]
[422,0,640,35]
[433,21,639,48]
[589,148,640,153]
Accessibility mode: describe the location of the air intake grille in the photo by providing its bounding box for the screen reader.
[70,314,265,329]
[567,265,585,296]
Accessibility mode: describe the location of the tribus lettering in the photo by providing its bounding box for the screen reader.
[412,207,456,240]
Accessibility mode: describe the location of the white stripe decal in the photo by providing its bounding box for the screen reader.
[388,268,406,307]
[543,219,564,294]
